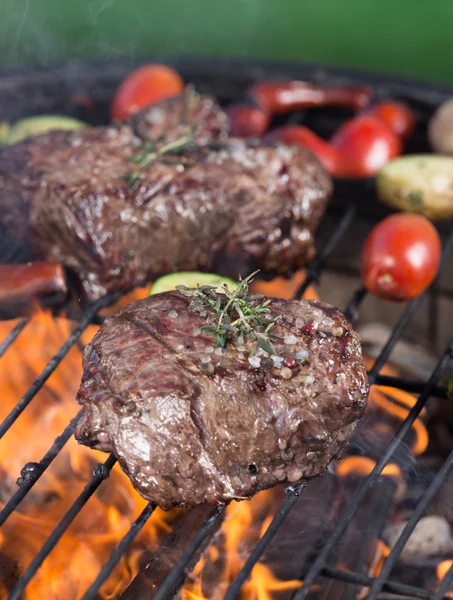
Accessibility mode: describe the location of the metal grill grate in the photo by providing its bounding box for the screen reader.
[0,198,451,600]
[0,59,453,600]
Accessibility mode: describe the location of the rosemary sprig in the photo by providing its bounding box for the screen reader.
[124,133,197,187]
[176,271,281,356]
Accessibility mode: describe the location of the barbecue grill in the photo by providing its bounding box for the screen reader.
[1,57,453,600]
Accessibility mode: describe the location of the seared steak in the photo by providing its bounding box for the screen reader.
[75,291,368,509]
[0,118,332,300]
[129,87,230,144]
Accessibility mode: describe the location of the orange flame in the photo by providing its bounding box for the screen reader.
[250,269,319,302]
[336,457,402,481]
[364,358,429,456]
[438,560,453,581]
[356,540,390,600]
[437,560,453,598]
[0,309,174,599]
[182,489,306,600]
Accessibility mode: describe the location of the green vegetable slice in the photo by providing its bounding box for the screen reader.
[150,272,237,296]
[0,121,10,146]
[8,115,87,144]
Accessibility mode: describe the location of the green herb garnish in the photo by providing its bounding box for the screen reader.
[176,271,281,356]
[124,133,198,187]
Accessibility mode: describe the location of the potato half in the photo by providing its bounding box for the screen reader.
[376,154,453,221]
[429,98,453,155]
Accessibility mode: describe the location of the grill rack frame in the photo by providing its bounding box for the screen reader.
[0,58,453,600]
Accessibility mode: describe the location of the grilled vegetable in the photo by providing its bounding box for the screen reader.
[428,99,453,154]
[0,262,67,309]
[360,101,415,139]
[150,272,237,295]
[361,214,441,302]
[265,125,342,175]
[248,81,372,115]
[376,155,453,220]
[7,116,86,144]
[111,64,184,121]
[0,121,9,146]
[331,115,402,178]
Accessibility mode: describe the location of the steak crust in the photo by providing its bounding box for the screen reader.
[75,292,368,509]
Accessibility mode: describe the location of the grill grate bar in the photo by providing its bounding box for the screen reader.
[0,410,82,528]
[295,202,358,300]
[373,375,447,399]
[321,566,433,600]
[366,448,453,599]
[82,502,156,600]
[291,338,453,600]
[7,454,117,600]
[153,505,226,600]
[344,285,367,322]
[223,481,308,600]
[367,292,427,384]
[0,317,28,358]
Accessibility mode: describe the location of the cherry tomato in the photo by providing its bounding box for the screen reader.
[360,101,415,139]
[111,64,184,121]
[331,115,402,178]
[226,104,270,137]
[264,125,342,175]
[361,214,441,302]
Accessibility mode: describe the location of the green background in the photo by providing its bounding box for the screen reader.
[0,0,452,83]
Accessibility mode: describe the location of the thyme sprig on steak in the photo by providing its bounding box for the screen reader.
[125,133,198,186]
[176,271,281,356]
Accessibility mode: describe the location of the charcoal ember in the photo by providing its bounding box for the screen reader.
[384,515,453,563]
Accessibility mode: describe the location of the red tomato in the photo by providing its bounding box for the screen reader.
[111,64,184,121]
[226,104,270,137]
[331,115,402,178]
[264,125,342,175]
[360,101,415,139]
[361,214,441,302]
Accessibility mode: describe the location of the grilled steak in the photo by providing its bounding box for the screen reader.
[0,116,332,300]
[75,291,368,509]
[129,87,230,144]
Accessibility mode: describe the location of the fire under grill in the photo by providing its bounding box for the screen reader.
[0,58,453,600]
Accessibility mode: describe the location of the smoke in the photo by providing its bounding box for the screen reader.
[10,0,29,63]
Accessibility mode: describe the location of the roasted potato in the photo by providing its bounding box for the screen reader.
[376,155,453,221]
[429,98,453,155]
